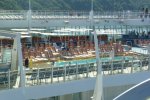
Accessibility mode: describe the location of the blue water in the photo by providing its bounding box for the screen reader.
[54,56,133,67]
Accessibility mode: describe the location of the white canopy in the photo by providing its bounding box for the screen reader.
[21,35,31,38]
[41,32,89,36]
[11,28,46,31]
[54,28,92,33]
[96,29,125,35]
[0,36,11,39]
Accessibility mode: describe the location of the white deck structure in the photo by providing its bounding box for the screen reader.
[0,10,149,28]
[0,9,149,100]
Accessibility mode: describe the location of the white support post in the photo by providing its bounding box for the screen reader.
[8,70,10,89]
[121,56,124,74]
[76,62,78,80]
[0,40,2,62]
[37,68,40,85]
[51,67,53,83]
[131,57,134,73]
[110,49,114,74]
[91,0,93,12]
[92,31,103,100]
[86,61,89,78]
[64,65,66,82]
[148,44,150,70]
[90,0,103,99]
[17,33,28,100]
[17,33,25,88]
[27,0,32,47]
[140,58,142,71]
[28,0,31,29]
[11,36,18,71]
[111,60,113,75]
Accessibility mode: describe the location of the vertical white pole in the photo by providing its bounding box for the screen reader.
[28,0,32,47]
[28,0,31,31]
[64,65,66,82]
[51,67,53,83]
[1,40,2,62]
[11,36,18,71]
[90,0,103,99]
[17,33,25,88]
[17,33,28,100]
[29,0,31,11]
[37,68,40,85]
[89,0,94,25]
[76,63,78,79]
[92,31,103,100]
[148,44,150,70]
[8,70,10,89]
[131,56,133,73]
[91,0,93,12]
[86,61,89,78]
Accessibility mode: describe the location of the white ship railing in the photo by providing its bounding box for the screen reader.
[0,55,148,90]
[0,10,149,20]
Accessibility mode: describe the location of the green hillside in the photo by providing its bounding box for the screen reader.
[0,0,149,11]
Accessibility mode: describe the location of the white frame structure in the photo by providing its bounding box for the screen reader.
[0,31,25,88]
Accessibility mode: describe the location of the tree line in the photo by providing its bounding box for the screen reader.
[0,0,149,11]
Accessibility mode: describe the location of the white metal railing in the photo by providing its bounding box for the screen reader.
[0,10,149,20]
[23,56,150,86]
[0,55,148,90]
[0,70,18,89]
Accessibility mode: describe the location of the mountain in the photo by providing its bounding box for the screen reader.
[0,0,149,11]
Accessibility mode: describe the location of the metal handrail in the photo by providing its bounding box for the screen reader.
[0,10,149,20]
[0,55,148,90]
